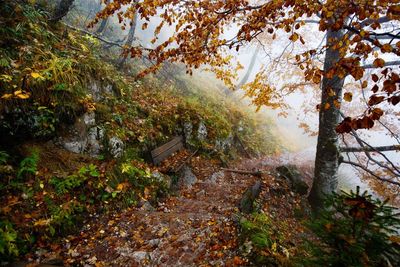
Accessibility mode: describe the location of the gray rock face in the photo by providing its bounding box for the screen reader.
[276,165,309,195]
[86,126,105,156]
[62,141,85,154]
[60,112,96,154]
[183,122,193,144]
[178,165,197,188]
[88,79,114,101]
[83,112,96,127]
[109,136,124,158]
[215,133,233,152]
[197,121,207,141]
[59,111,106,157]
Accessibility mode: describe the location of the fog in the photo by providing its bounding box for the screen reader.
[74,0,399,200]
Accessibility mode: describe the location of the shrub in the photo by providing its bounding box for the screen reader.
[239,212,290,266]
[301,187,400,267]
[17,150,39,179]
[0,220,19,259]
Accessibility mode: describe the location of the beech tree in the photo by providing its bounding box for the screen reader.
[95,0,110,34]
[93,0,400,210]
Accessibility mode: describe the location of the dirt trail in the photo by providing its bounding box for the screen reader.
[60,157,259,266]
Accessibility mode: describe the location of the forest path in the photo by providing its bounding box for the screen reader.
[60,156,259,266]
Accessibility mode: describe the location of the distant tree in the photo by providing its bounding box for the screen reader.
[51,0,75,22]
[94,1,400,211]
[95,0,109,34]
[117,11,138,69]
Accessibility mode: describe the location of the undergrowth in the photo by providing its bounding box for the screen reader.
[0,0,280,262]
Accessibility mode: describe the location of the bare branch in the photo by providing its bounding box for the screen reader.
[340,145,400,153]
[341,160,400,186]
[362,60,400,69]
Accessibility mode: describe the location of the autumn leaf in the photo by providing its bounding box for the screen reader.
[373,58,385,68]
[31,72,44,79]
[368,95,385,106]
[343,92,353,102]
[289,33,299,42]
[14,90,30,99]
[1,93,13,99]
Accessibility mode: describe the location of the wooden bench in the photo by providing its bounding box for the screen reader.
[151,136,184,165]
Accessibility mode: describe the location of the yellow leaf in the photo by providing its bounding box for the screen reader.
[1,93,13,99]
[34,218,51,226]
[289,33,299,42]
[31,72,43,79]
[16,93,30,99]
[344,92,353,102]
[14,90,30,99]
[116,183,124,191]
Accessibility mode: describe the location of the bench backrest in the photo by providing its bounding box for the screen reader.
[151,136,184,165]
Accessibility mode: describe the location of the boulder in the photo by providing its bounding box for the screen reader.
[215,133,234,152]
[239,181,262,214]
[108,136,124,158]
[152,171,172,189]
[86,126,104,156]
[178,165,197,188]
[276,165,309,195]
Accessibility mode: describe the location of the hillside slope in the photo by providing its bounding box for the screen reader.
[0,1,280,262]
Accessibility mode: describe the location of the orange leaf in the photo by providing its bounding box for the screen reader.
[373,58,385,68]
[344,92,353,102]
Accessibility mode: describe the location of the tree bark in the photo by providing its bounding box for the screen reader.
[308,28,346,211]
[51,0,75,22]
[118,12,138,69]
[95,0,109,34]
[237,45,260,89]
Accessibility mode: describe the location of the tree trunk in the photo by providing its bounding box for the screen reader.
[51,0,75,22]
[237,45,260,89]
[118,13,138,69]
[95,0,109,34]
[308,28,346,211]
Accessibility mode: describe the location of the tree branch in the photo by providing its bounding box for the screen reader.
[62,23,124,48]
[341,160,400,186]
[340,145,400,153]
[362,60,400,69]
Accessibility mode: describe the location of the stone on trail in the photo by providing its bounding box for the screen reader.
[178,165,197,188]
[276,165,309,195]
[239,180,262,214]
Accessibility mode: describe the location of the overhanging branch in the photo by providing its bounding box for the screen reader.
[340,145,400,153]
[362,60,400,69]
[341,160,400,186]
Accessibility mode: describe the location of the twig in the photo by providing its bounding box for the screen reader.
[341,160,400,186]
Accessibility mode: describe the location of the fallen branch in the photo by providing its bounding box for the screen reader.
[221,168,263,177]
[340,145,400,153]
